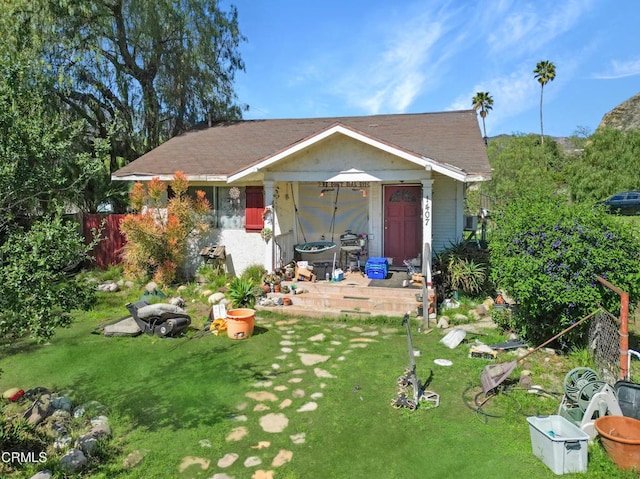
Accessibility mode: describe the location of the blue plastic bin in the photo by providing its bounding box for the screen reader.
[365,257,388,279]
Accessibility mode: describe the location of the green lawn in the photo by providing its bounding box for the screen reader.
[0,288,635,478]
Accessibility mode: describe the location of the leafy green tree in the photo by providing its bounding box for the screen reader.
[566,128,640,204]
[0,216,97,344]
[481,134,566,205]
[0,53,102,234]
[533,60,556,144]
[490,192,640,347]
[0,52,100,344]
[0,0,247,212]
[472,91,493,143]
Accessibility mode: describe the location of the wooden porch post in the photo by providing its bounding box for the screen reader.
[263,180,275,272]
[420,179,434,285]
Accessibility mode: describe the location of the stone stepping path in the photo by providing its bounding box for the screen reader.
[179,317,395,477]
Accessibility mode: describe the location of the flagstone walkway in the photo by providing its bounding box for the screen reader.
[181,317,399,479]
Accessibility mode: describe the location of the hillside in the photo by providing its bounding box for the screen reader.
[599,92,640,131]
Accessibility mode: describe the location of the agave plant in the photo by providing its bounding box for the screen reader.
[447,257,486,295]
[226,277,257,309]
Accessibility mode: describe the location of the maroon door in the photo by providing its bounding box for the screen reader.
[383,185,422,266]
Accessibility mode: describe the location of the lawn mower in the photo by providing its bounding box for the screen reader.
[125,299,191,338]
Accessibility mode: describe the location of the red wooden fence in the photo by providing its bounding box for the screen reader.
[83,214,126,269]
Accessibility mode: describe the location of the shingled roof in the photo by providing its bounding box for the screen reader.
[112,110,490,181]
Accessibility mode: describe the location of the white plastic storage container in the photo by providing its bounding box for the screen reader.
[526,415,589,475]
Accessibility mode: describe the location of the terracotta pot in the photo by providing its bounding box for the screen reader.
[274,285,281,293]
[262,284,271,294]
[226,308,255,340]
[282,297,292,306]
[595,415,640,470]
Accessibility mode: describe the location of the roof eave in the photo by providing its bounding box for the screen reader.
[112,174,228,182]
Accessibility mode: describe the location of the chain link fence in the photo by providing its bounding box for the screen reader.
[588,308,621,385]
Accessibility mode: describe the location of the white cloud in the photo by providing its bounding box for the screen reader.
[342,25,442,114]
[448,66,539,136]
[593,58,640,80]
[326,3,467,115]
[486,0,595,56]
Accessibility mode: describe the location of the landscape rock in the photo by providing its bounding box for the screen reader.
[272,449,293,467]
[437,317,449,329]
[54,435,73,449]
[24,394,52,425]
[77,434,99,456]
[91,415,109,427]
[51,395,73,412]
[208,292,226,304]
[123,450,144,469]
[244,456,262,467]
[29,471,52,479]
[96,281,119,292]
[169,296,186,307]
[482,298,494,309]
[218,452,239,468]
[59,449,87,474]
[519,374,533,389]
[89,423,112,439]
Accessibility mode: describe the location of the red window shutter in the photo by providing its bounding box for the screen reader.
[245,186,264,232]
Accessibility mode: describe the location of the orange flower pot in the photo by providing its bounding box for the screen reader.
[226,308,255,340]
[595,415,640,470]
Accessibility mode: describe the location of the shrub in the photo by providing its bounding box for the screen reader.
[120,172,210,285]
[433,241,492,299]
[241,264,267,284]
[226,277,257,308]
[0,216,96,343]
[490,192,640,347]
[197,263,229,288]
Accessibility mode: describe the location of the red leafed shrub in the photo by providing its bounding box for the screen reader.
[120,171,210,285]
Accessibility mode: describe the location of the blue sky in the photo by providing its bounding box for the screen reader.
[226,0,640,138]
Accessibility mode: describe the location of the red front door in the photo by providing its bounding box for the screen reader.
[383,185,422,266]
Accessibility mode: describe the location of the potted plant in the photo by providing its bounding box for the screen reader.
[260,227,273,242]
[225,277,257,339]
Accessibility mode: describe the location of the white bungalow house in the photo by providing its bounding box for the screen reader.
[112,110,491,282]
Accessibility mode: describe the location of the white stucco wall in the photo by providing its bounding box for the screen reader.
[184,227,266,278]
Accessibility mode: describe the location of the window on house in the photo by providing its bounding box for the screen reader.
[185,185,264,231]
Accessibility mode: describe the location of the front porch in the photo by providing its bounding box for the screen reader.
[255,268,434,320]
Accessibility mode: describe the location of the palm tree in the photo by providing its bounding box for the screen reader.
[472,91,494,145]
[533,60,556,144]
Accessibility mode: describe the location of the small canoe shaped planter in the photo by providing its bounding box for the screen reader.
[226,308,255,340]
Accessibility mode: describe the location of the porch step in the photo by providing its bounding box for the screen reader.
[255,279,422,319]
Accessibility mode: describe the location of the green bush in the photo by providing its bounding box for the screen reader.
[241,264,267,284]
[490,192,640,347]
[0,216,96,343]
[226,277,257,309]
[433,241,492,299]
